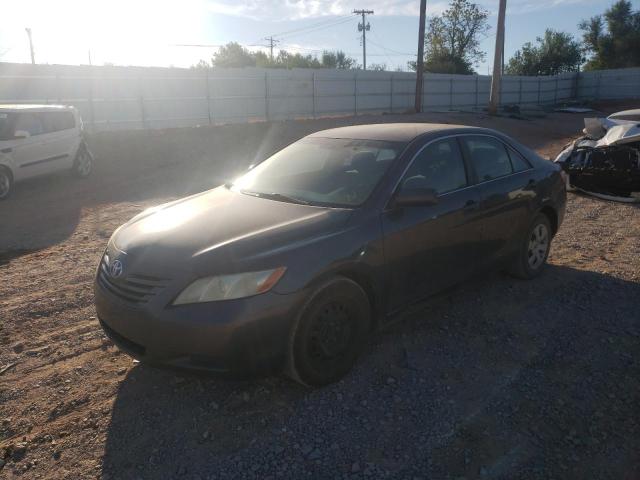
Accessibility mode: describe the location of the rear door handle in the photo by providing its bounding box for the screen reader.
[0,147,11,154]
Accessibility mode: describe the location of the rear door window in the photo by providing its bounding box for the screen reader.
[40,112,76,133]
[401,138,468,195]
[462,136,513,182]
[507,146,532,172]
[15,112,45,136]
[0,113,14,141]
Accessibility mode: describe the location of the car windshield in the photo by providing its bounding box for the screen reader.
[232,137,405,208]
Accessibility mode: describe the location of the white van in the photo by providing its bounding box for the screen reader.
[0,105,93,199]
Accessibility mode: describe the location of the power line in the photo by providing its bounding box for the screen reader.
[279,43,407,57]
[353,9,373,70]
[366,38,413,56]
[269,14,355,38]
[274,16,356,40]
[172,43,223,48]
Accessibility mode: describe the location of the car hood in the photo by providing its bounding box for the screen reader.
[111,186,352,276]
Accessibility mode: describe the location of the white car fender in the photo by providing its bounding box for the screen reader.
[0,149,16,178]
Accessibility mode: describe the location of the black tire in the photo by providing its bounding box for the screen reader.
[0,167,12,201]
[72,141,93,178]
[287,276,371,387]
[508,213,552,279]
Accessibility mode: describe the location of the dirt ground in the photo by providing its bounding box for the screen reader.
[1,105,639,479]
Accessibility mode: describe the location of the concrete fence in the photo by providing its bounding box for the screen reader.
[0,62,638,131]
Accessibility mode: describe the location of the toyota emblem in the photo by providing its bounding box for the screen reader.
[109,259,123,278]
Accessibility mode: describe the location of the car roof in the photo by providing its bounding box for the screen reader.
[0,104,75,113]
[308,123,484,142]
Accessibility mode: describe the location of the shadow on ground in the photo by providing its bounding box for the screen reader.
[101,265,640,479]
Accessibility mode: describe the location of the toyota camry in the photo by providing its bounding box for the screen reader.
[95,123,566,386]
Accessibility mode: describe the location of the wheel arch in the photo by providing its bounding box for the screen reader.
[538,205,558,236]
[0,163,14,181]
[312,265,383,331]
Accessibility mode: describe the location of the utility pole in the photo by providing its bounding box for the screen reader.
[488,0,507,115]
[414,0,427,112]
[25,28,35,65]
[264,36,279,61]
[353,9,373,70]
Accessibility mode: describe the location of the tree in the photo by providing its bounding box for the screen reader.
[200,43,358,70]
[275,50,322,69]
[321,51,358,70]
[408,0,490,74]
[505,30,582,75]
[192,59,212,69]
[212,42,256,68]
[579,0,640,70]
[368,63,387,72]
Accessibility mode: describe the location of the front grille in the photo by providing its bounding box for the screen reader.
[97,259,167,304]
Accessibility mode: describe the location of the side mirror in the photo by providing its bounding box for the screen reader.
[393,187,439,207]
[14,130,30,139]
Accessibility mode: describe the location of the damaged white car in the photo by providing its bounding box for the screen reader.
[555,109,640,202]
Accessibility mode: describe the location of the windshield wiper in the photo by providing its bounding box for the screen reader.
[241,190,310,205]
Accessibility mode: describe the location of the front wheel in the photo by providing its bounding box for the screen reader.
[508,213,552,279]
[287,277,371,387]
[0,167,13,200]
[73,142,93,178]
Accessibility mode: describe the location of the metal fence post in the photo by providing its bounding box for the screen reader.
[449,78,453,110]
[422,75,426,111]
[354,73,357,116]
[55,67,61,104]
[264,71,269,121]
[390,74,394,113]
[475,75,479,109]
[596,72,602,99]
[139,75,146,129]
[518,77,522,104]
[312,72,316,119]
[537,77,541,105]
[205,70,212,125]
[88,68,95,131]
[554,76,559,104]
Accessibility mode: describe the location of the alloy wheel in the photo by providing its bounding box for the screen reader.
[78,150,92,176]
[527,223,549,269]
[0,171,10,198]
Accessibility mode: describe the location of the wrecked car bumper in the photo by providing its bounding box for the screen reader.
[554,111,640,202]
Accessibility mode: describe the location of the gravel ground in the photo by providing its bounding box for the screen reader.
[1,107,639,479]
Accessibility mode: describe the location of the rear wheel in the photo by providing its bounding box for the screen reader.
[287,277,371,387]
[508,213,552,279]
[73,142,93,178]
[0,167,12,200]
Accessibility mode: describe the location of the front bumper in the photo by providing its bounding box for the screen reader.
[94,277,306,375]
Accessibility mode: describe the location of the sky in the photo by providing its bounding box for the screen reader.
[0,0,622,73]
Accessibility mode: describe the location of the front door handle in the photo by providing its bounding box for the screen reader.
[0,147,12,154]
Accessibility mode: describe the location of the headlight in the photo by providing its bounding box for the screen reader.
[172,267,286,305]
